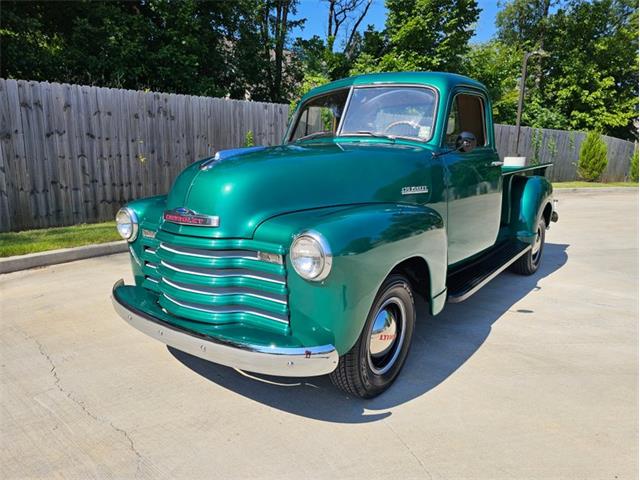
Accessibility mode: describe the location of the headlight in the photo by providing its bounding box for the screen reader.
[290,231,332,281]
[115,207,138,242]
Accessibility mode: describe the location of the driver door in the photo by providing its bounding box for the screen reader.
[443,91,502,266]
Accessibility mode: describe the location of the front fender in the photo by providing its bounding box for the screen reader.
[510,176,553,243]
[121,195,167,286]
[253,204,446,355]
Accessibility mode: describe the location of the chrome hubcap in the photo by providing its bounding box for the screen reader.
[531,224,543,261]
[367,297,406,375]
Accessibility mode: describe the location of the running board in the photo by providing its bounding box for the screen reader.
[447,242,532,303]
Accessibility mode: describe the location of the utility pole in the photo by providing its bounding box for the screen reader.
[515,50,549,156]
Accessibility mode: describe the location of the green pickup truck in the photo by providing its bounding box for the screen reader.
[112,72,558,398]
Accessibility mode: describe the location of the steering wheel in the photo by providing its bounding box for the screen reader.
[383,120,419,133]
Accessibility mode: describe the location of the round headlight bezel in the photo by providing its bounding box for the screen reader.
[290,231,332,282]
[115,207,138,242]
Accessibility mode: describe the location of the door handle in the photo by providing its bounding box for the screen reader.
[491,161,504,167]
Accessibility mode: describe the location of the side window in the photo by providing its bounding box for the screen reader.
[445,93,486,147]
[290,89,349,141]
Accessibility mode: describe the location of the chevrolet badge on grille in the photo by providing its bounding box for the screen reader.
[163,208,220,227]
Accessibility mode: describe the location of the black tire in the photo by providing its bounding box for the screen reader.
[510,217,546,275]
[330,274,416,399]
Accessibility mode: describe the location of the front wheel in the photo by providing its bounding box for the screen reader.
[510,217,546,275]
[330,274,416,398]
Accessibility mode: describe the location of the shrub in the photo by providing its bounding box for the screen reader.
[577,131,608,181]
[244,130,254,147]
[630,150,639,182]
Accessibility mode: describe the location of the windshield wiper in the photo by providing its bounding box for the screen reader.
[294,131,334,142]
[350,131,397,142]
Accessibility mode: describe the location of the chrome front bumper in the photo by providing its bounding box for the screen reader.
[111,280,339,377]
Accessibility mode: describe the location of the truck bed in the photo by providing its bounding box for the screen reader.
[502,162,553,177]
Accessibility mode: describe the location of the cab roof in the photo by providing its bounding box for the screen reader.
[300,71,487,103]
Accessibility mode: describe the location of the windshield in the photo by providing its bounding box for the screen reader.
[341,87,436,141]
[289,86,437,143]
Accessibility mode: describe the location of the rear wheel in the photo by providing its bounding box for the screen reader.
[510,217,546,275]
[330,274,416,398]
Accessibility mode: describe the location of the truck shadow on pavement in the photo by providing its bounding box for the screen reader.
[170,242,568,424]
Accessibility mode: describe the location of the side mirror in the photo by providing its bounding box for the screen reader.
[455,132,477,153]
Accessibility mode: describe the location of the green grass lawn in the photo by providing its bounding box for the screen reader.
[553,181,639,188]
[0,222,121,257]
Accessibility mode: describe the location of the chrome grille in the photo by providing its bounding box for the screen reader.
[148,230,289,334]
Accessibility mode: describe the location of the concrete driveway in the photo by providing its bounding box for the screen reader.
[1,189,637,480]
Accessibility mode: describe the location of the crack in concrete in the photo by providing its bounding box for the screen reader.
[26,332,144,477]
[384,421,434,479]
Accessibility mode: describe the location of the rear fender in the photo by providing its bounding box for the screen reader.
[253,204,447,355]
[509,176,553,243]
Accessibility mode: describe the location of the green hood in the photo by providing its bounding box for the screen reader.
[165,140,435,238]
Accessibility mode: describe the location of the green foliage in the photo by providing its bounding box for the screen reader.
[487,0,639,140]
[1,0,637,143]
[577,131,608,181]
[496,0,554,47]
[289,71,332,114]
[546,137,558,161]
[382,0,480,72]
[462,41,521,124]
[530,129,543,165]
[0,0,304,103]
[536,0,638,138]
[629,150,639,182]
[244,130,255,147]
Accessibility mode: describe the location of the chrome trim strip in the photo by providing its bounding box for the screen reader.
[335,85,354,135]
[159,243,257,261]
[160,260,286,285]
[112,280,338,377]
[161,277,287,305]
[447,245,532,304]
[129,245,142,267]
[162,293,289,324]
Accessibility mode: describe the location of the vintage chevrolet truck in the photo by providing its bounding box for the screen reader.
[112,72,558,398]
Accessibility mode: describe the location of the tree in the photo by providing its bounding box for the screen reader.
[538,0,638,138]
[0,0,304,102]
[462,41,521,124]
[249,0,305,102]
[325,0,373,56]
[381,0,481,72]
[578,131,608,181]
[496,0,555,48]
[491,0,638,139]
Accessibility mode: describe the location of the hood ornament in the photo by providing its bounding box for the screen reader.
[200,146,268,170]
[163,208,220,227]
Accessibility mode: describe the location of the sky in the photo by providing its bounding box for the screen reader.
[292,0,500,47]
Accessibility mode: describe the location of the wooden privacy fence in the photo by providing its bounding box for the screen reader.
[495,124,637,182]
[0,78,637,232]
[0,79,288,232]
